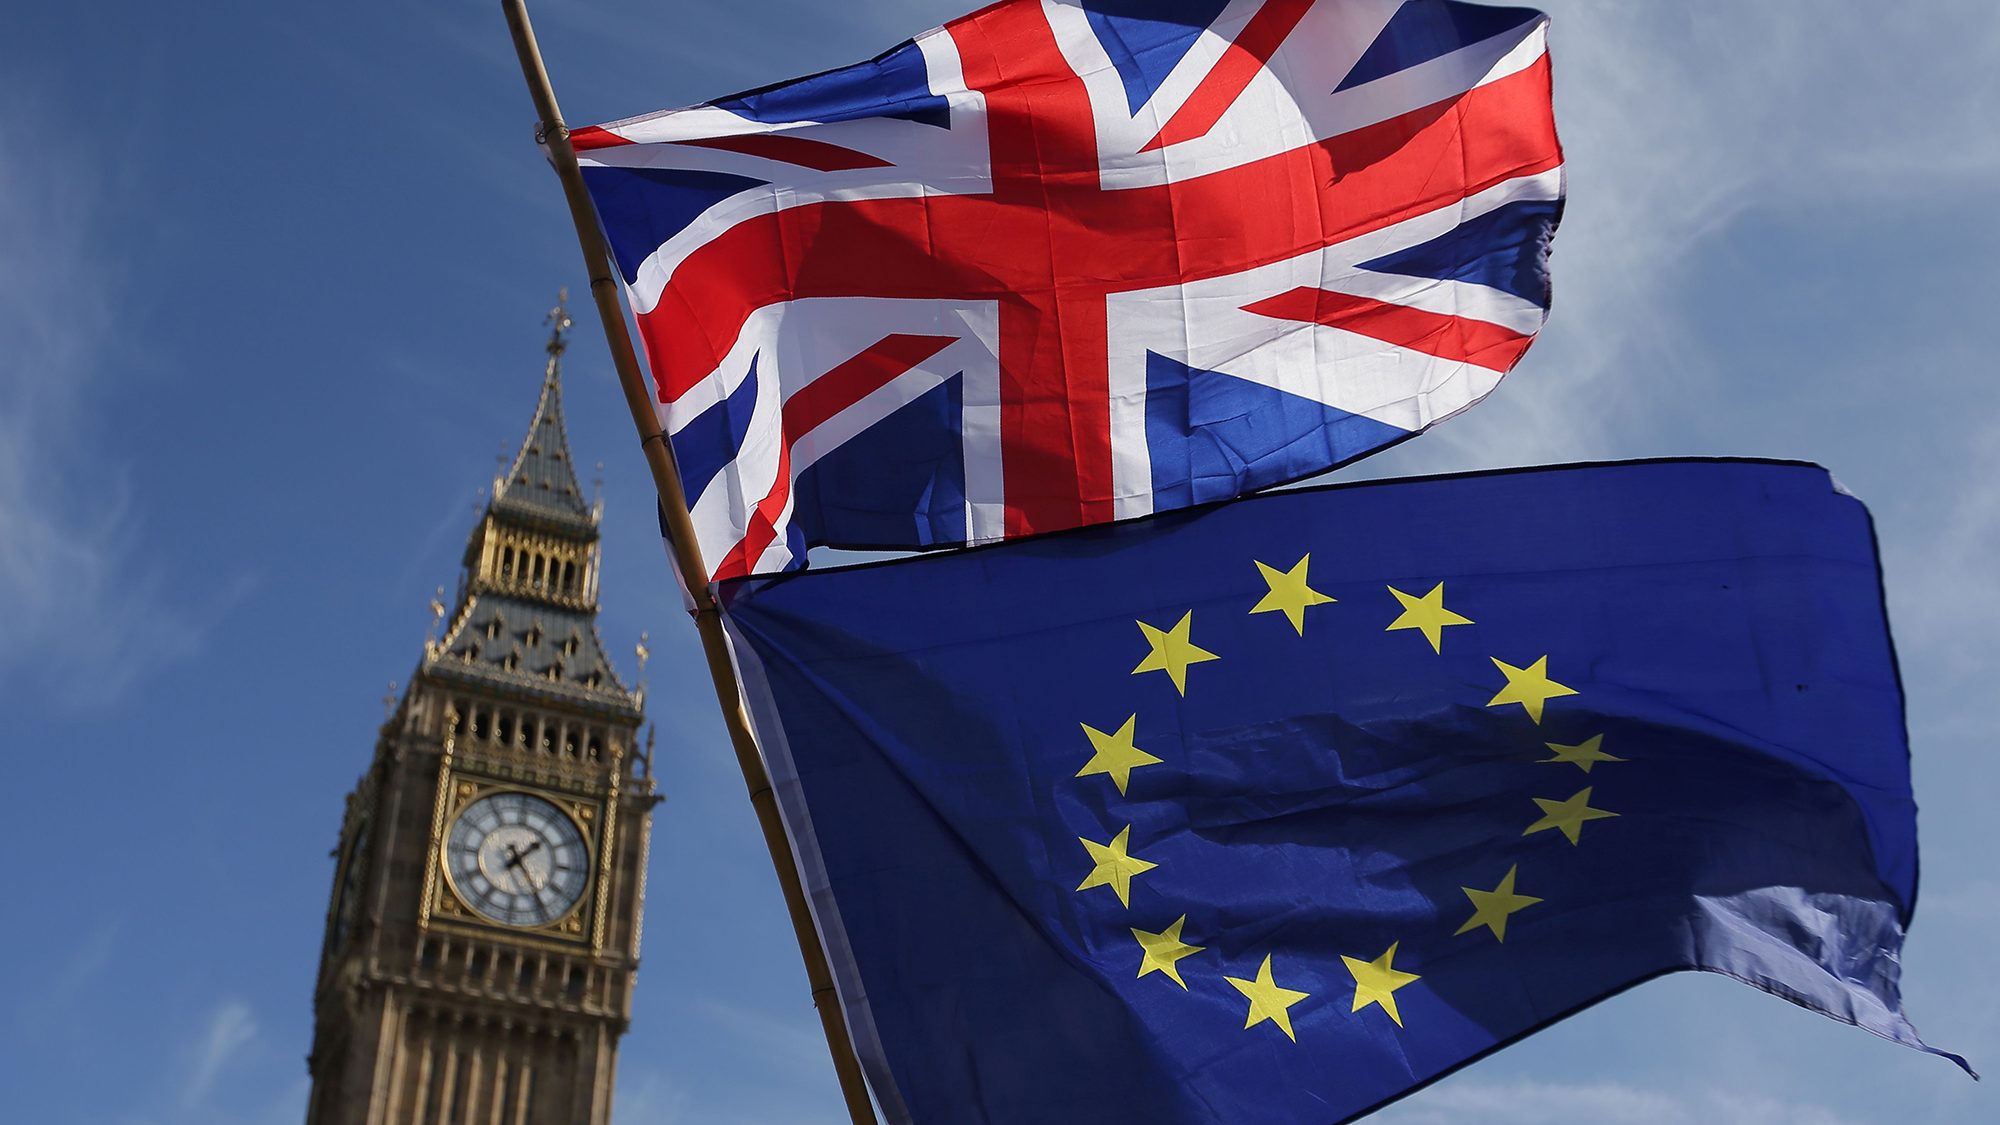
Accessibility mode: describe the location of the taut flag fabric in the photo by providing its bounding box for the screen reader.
[576,0,1564,579]
[720,460,1965,1123]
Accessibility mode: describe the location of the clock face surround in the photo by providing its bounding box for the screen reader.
[445,791,590,928]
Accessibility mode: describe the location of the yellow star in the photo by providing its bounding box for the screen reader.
[1076,715,1162,796]
[1250,555,1336,635]
[1385,582,1473,653]
[1455,865,1543,942]
[1131,915,1204,989]
[1540,734,1624,773]
[1487,656,1578,724]
[1225,954,1312,1042]
[1524,787,1619,845]
[1132,610,1219,696]
[1075,826,1158,907]
[1341,942,1421,1027]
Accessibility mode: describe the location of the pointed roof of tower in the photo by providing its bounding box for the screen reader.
[417,292,640,720]
[427,592,639,718]
[491,293,595,531]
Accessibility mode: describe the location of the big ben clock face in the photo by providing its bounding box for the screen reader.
[444,791,590,927]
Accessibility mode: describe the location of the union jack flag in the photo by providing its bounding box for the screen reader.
[576,0,1564,581]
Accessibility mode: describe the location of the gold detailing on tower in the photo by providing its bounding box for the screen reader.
[426,587,448,656]
[419,709,462,933]
[593,763,620,955]
[466,517,602,610]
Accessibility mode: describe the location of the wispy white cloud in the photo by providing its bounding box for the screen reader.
[696,996,840,1079]
[180,999,258,1111]
[1880,409,2000,682]
[9,917,119,1038]
[614,1065,694,1124]
[1377,1075,1861,1125]
[0,99,208,707]
[530,0,943,95]
[1379,0,2000,475]
[1911,879,2000,926]
[603,1001,847,1124]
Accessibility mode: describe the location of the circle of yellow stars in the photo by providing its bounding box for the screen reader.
[1065,550,1630,1046]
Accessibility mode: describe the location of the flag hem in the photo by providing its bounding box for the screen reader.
[720,609,916,1125]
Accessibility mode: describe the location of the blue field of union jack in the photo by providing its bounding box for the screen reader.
[575,0,1564,580]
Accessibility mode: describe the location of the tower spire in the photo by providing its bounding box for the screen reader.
[427,296,632,704]
[492,290,593,528]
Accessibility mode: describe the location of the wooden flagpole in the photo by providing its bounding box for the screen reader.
[498,3,878,1121]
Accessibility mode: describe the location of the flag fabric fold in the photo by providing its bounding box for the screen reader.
[578,0,1564,579]
[719,459,1963,1124]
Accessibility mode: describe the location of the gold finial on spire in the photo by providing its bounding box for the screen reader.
[426,586,447,653]
[633,631,652,709]
[546,287,573,357]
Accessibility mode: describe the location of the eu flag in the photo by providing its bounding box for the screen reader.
[719,459,1965,1123]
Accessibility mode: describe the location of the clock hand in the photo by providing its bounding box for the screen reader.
[502,840,543,869]
[501,843,533,893]
[514,858,545,894]
[502,840,547,893]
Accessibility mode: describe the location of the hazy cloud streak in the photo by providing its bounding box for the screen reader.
[0,100,203,707]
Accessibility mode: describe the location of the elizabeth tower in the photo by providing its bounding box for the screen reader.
[306,304,655,1124]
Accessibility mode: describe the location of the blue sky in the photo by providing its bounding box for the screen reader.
[2,1,1996,1122]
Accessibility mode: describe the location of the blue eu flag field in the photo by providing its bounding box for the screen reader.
[719,459,1965,1123]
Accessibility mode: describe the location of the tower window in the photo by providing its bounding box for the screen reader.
[420,939,440,971]
[496,713,514,746]
[587,734,603,760]
[470,709,489,741]
[566,966,585,1000]
[563,728,579,757]
[468,950,488,979]
[501,546,515,580]
[518,955,537,991]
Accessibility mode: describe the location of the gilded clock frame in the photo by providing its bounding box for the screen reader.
[421,763,617,954]
[440,785,592,926]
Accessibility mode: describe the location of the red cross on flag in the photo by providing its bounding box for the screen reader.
[575,0,1564,581]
